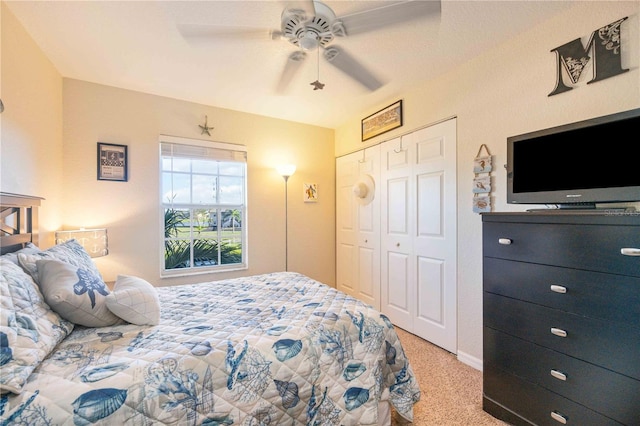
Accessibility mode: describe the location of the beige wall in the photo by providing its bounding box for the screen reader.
[61,81,336,287]
[335,1,640,365]
[2,2,336,288]
[0,2,62,247]
[1,2,64,243]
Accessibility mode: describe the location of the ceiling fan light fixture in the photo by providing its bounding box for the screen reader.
[299,32,319,51]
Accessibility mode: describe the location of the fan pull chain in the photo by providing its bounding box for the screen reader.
[310,48,325,90]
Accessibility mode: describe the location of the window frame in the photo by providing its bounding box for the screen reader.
[159,135,248,277]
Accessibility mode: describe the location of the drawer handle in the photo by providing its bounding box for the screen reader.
[550,369,567,381]
[551,411,567,424]
[621,248,640,256]
[551,328,567,338]
[550,285,567,294]
[498,238,512,245]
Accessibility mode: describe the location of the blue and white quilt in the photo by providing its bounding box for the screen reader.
[1,272,420,425]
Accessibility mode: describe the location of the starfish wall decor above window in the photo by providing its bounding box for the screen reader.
[199,115,214,136]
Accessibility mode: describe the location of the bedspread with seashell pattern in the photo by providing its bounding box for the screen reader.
[1,272,420,425]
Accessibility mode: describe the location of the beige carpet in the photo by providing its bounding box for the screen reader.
[390,327,508,425]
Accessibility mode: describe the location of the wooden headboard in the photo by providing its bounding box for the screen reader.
[0,192,44,255]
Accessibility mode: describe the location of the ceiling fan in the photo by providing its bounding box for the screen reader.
[177,1,441,93]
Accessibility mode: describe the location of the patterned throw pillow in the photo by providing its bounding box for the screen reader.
[17,239,104,284]
[36,259,120,327]
[106,275,161,325]
[0,258,74,394]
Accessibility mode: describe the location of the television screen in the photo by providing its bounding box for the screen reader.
[507,108,640,208]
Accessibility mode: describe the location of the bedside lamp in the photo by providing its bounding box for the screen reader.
[55,228,109,258]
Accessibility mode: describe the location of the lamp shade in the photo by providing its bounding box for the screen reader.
[55,228,108,258]
[276,164,296,178]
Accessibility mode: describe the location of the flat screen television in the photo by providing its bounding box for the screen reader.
[507,108,640,209]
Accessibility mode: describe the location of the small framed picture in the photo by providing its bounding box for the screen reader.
[303,183,318,202]
[97,142,128,182]
[473,176,491,194]
[473,155,492,173]
[473,196,492,213]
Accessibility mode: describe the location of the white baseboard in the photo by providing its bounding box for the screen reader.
[457,350,483,371]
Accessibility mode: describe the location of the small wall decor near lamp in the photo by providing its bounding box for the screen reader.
[276,164,296,271]
[55,228,109,258]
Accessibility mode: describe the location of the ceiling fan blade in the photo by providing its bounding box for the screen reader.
[283,0,316,18]
[323,46,383,91]
[335,0,441,37]
[177,24,283,42]
[277,51,307,93]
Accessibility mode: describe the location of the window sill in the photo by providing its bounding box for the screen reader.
[160,264,248,279]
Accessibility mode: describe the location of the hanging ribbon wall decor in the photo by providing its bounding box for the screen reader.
[472,144,493,213]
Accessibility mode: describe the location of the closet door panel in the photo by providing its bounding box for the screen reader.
[359,202,375,232]
[411,122,457,353]
[417,256,444,325]
[358,246,376,301]
[336,156,358,297]
[336,147,381,309]
[385,250,413,330]
[381,137,415,329]
[387,178,409,235]
[337,242,356,294]
[417,172,443,237]
[355,148,381,308]
[382,175,414,328]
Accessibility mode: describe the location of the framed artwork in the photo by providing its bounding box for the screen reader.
[303,183,318,202]
[362,100,403,141]
[97,142,128,182]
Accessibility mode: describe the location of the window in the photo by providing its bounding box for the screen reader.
[160,136,247,276]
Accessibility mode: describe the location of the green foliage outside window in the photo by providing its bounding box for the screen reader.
[164,208,242,269]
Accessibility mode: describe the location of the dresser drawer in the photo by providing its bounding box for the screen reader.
[484,293,640,380]
[484,327,640,425]
[484,257,640,327]
[484,365,623,426]
[483,222,640,277]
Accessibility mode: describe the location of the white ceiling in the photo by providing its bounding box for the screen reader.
[6,0,574,129]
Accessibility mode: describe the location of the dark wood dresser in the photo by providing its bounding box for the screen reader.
[482,212,640,425]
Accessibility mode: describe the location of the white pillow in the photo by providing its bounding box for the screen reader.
[105,275,160,325]
[36,259,120,327]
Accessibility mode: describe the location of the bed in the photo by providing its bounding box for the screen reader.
[0,192,420,425]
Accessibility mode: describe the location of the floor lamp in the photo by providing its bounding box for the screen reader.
[276,164,296,271]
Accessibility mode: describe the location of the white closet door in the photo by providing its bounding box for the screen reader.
[411,120,457,353]
[336,154,358,297]
[335,147,380,309]
[380,137,415,331]
[381,119,457,353]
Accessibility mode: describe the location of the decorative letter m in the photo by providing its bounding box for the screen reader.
[549,17,628,96]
